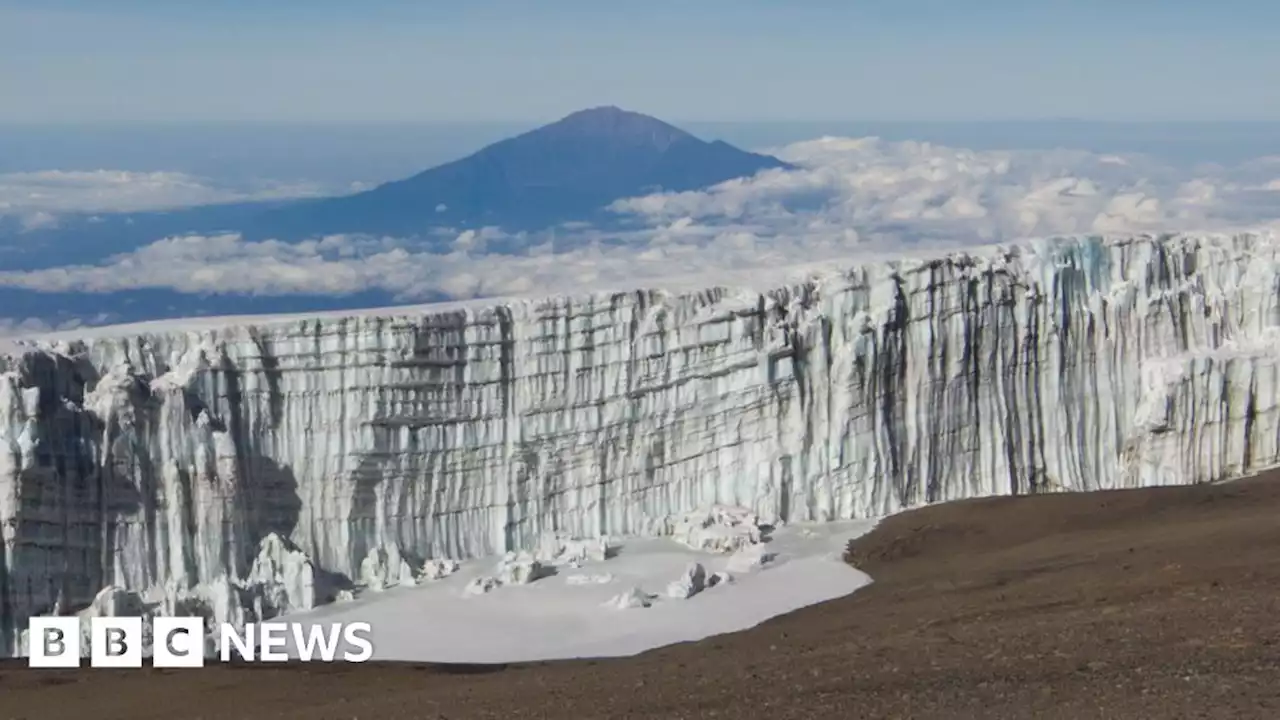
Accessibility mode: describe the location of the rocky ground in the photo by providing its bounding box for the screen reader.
[3,472,1280,720]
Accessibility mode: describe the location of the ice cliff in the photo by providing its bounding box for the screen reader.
[3,232,1280,654]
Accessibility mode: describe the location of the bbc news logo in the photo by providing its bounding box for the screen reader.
[27,617,374,668]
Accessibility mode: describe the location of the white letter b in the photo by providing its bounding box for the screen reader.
[90,617,142,668]
[27,617,81,668]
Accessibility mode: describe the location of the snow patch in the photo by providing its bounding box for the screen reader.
[664,562,707,599]
[566,573,615,586]
[419,558,460,582]
[726,544,778,574]
[464,576,502,596]
[606,587,656,610]
[669,505,766,554]
[536,531,612,567]
[495,551,553,585]
[279,519,878,662]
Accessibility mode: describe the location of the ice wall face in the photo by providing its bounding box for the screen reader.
[3,232,1280,653]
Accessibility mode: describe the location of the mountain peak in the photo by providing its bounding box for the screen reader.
[540,106,693,150]
[563,105,631,119]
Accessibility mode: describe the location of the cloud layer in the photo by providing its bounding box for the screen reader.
[614,138,1280,241]
[2,137,1279,322]
[0,170,339,229]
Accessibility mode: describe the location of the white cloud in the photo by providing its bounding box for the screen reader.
[0,137,1278,309]
[0,169,334,227]
[609,137,1274,242]
[0,315,86,339]
[18,210,59,231]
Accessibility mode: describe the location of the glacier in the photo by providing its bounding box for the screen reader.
[3,231,1280,655]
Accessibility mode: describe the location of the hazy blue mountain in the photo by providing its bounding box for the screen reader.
[246,106,792,238]
[2,107,790,268]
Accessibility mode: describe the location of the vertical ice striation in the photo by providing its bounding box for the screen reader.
[3,232,1280,653]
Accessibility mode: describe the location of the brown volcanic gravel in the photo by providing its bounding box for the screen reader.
[3,474,1280,720]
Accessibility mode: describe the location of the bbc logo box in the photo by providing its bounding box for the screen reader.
[27,617,374,667]
[28,616,205,668]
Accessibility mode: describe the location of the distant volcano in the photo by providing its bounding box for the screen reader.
[247,106,792,237]
[3,108,792,267]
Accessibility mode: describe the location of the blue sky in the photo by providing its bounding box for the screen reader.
[2,1,1280,123]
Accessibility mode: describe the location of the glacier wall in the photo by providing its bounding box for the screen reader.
[4,232,1280,653]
